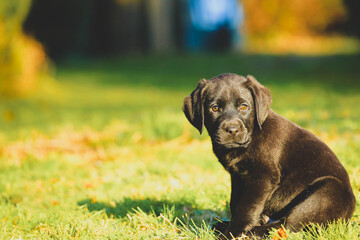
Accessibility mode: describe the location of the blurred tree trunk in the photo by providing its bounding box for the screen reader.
[146,0,175,52]
[342,0,360,37]
[24,0,91,60]
[89,0,148,56]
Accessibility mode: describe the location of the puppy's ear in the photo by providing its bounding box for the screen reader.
[246,75,272,129]
[182,78,207,134]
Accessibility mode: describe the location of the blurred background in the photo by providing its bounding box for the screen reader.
[1,1,360,238]
[1,0,360,98]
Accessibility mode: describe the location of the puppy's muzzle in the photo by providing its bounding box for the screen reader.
[219,118,248,144]
[222,119,243,134]
[224,122,241,137]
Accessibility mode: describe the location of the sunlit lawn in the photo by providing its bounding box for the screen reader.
[1,54,360,239]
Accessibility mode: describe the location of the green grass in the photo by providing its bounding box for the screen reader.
[1,54,360,239]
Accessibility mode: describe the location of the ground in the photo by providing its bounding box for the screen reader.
[1,54,360,239]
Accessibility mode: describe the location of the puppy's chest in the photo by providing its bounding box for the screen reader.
[220,153,251,175]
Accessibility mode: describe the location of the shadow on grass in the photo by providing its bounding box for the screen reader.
[78,197,227,221]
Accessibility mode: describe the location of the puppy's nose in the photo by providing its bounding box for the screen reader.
[225,126,240,136]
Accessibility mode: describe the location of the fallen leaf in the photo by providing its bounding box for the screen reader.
[273,228,287,240]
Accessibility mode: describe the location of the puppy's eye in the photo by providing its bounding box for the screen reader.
[239,104,248,111]
[212,105,219,112]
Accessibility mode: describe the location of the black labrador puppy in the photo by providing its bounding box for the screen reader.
[183,73,355,239]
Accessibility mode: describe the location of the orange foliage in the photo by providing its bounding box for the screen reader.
[0,0,47,98]
[0,27,46,97]
[242,0,347,37]
[240,0,359,54]
[244,34,360,55]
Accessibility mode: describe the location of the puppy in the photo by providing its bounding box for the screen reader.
[183,73,355,238]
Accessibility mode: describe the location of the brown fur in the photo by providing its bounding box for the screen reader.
[183,73,355,238]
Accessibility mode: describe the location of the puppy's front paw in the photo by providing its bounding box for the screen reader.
[212,220,230,234]
[213,225,251,240]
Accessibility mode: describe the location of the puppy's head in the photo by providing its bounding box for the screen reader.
[183,73,271,149]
